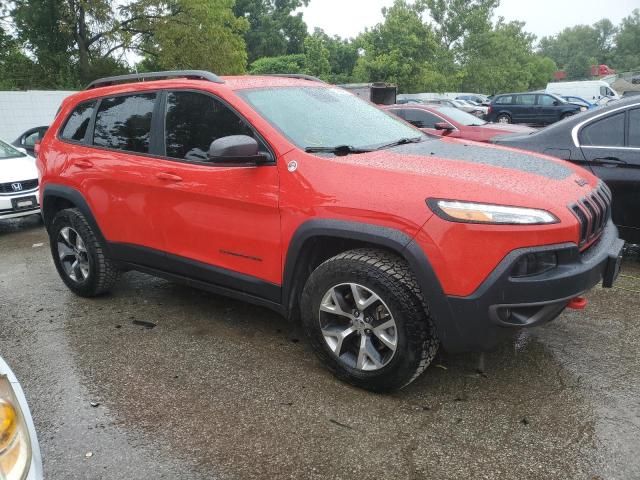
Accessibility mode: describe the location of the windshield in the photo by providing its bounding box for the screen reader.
[0,139,26,160]
[238,87,423,150]
[436,107,487,126]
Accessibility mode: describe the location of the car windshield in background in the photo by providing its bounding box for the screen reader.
[0,140,26,159]
[436,107,487,126]
[238,87,424,151]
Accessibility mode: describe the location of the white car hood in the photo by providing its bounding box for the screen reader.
[0,155,38,183]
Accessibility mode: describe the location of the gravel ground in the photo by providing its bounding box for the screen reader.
[1,215,639,479]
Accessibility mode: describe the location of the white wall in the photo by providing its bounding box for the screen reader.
[0,91,76,141]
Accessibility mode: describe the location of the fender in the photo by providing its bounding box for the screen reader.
[42,183,108,249]
[281,219,457,345]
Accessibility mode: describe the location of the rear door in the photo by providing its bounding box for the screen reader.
[60,93,168,254]
[579,107,640,242]
[514,94,537,123]
[151,90,282,289]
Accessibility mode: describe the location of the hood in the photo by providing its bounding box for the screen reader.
[325,137,597,215]
[0,155,38,183]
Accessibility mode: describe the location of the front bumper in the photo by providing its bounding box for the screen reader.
[428,221,624,352]
[0,189,40,220]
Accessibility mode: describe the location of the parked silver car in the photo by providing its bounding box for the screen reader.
[0,356,43,480]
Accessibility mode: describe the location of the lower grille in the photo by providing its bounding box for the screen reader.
[570,182,612,247]
[0,179,39,194]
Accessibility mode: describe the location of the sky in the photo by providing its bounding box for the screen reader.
[301,0,639,41]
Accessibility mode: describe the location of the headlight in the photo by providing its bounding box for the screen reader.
[428,199,559,225]
[580,107,587,112]
[0,376,31,480]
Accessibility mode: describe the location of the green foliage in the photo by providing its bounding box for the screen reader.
[461,20,556,94]
[249,54,307,75]
[303,35,331,79]
[615,9,640,71]
[353,0,450,92]
[145,0,248,75]
[233,0,309,62]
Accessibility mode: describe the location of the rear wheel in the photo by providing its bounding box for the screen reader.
[301,248,439,392]
[50,208,119,297]
[496,113,511,124]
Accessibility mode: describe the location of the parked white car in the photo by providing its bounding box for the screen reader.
[546,80,620,104]
[0,356,43,479]
[0,139,40,221]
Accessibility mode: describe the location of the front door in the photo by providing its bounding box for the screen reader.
[152,90,282,293]
[579,108,640,242]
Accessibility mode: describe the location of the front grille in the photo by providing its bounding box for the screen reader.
[570,182,612,248]
[0,179,39,194]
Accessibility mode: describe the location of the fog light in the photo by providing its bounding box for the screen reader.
[512,252,558,277]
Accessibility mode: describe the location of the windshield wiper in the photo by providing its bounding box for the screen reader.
[304,145,372,155]
[371,136,423,151]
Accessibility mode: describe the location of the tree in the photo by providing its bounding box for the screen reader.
[614,9,640,71]
[461,20,555,94]
[249,54,307,74]
[353,0,449,92]
[303,34,331,79]
[140,0,248,74]
[233,0,310,62]
[307,29,359,83]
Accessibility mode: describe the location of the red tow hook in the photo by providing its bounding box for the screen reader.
[567,296,588,310]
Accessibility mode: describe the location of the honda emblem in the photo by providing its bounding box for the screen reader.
[11,182,23,192]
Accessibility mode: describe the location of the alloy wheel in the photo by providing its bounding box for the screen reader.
[57,226,90,282]
[318,283,398,371]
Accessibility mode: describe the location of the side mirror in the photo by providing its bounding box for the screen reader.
[208,135,263,164]
[553,101,559,106]
[434,122,454,131]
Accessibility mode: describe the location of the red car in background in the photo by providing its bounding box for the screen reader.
[384,104,535,142]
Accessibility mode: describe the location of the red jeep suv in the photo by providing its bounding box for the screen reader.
[37,71,624,391]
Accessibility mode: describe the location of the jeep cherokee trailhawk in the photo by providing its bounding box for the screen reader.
[38,71,624,391]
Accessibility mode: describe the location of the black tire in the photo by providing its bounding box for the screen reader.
[496,113,511,124]
[301,248,439,392]
[49,208,119,297]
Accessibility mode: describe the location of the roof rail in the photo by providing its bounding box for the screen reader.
[85,70,225,90]
[260,74,326,84]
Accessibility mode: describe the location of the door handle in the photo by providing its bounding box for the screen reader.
[594,157,627,167]
[156,172,183,182]
[75,160,93,169]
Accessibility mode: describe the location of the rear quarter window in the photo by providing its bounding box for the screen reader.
[580,112,625,147]
[60,101,96,142]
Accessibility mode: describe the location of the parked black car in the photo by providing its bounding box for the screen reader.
[12,126,48,155]
[493,96,640,243]
[487,93,584,125]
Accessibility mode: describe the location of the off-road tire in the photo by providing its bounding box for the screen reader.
[50,208,119,297]
[301,248,439,392]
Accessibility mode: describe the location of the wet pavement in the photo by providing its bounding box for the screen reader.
[1,215,639,479]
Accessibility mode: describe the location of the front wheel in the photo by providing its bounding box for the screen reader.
[301,249,439,392]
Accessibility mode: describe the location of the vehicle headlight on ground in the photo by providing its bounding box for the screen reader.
[0,377,31,480]
[428,199,559,225]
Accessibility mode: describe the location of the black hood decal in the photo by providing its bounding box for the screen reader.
[392,139,573,180]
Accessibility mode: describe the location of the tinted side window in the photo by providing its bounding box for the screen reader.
[165,91,255,161]
[629,109,640,147]
[538,95,557,106]
[403,109,441,129]
[515,95,536,106]
[93,93,156,153]
[61,101,96,141]
[495,96,512,105]
[387,108,406,120]
[580,112,625,147]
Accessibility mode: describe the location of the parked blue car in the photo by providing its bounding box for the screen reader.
[561,96,595,109]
